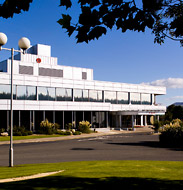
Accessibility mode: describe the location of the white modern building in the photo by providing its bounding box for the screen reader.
[0,44,166,131]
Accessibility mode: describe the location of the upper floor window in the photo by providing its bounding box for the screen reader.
[105,91,117,104]
[82,72,87,80]
[117,92,129,104]
[141,93,151,105]
[130,92,141,104]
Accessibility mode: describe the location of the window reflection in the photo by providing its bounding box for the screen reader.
[17,86,26,100]
[141,93,151,105]
[38,87,55,101]
[105,91,117,104]
[74,89,83,101]
[83,90,89,102]
[130,93,141,104]
[0,84,11,99]
[117,92,129,104]
[56,88,72,101]
[89,90,103,102]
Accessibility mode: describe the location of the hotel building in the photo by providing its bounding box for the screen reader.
[0,44,166,131]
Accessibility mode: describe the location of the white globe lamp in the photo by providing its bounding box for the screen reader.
[18,37,30,50]
[0,32,8,46]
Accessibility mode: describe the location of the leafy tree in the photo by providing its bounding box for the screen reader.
[0,0,33,18]
[1,0,183,45]
[163,105,183,121]
[58,0,183,44]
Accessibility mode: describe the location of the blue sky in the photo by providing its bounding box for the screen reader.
[1,0,183,106]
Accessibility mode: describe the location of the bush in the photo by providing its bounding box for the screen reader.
[0,128,5,133]
[65,122,75,131]
[78,121,91,133]
[39,119,60,135]
[159,119,183,147]
[73,131,82,135]
[12,126,32,136]
[153,121,163,132]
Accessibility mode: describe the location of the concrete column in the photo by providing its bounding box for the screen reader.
[157,115,160,122]
[134,115,137,126]
[43,111,45,121]
[132,115,135,131]
[91,111,93,126]
[63,111,65,129]
[30,111,32,131]
[83,111,84,121]
[106,112,109,128]
[53,111,55,124]
[119,115,122,128]
[141,115,144,126]
[144,115,147,126]
[19,110,21,127]
[33,111,35,132]
[74,111,76,128]
[7,111,9,131]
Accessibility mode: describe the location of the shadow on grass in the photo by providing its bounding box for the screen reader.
[0,176,183,190]
[107,141,183,151]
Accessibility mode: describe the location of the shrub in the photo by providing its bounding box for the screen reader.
[153,121,163,132]
[78,121,91,133]
[159,119,183,147]
[12,126,32,136]
[0,128,5,133]
[73,131,81,135]
[39,119,60,135]
[65,121,75,131]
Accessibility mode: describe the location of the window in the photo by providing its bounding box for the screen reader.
[17,86,27,100]
[89,90,103,102]
[82,72,87,80]
[39,68,63,77]
[117,92,129,104]
[0,84,11,99]
[83,90,89,101]
[38,87,55,101]
[19,66,33,75]
[27,86,37,100]
[0,84,16,99]
[105,91,117,104]
[74,89,83,101]
[130,93,141,104]
[141,93,151,105]
[56,88,73,101]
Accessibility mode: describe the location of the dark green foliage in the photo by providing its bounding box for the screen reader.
[0,128,6,133]
[59,0,183,45]
[159,119,183,147]
[153,120,163,132]
[56,130,72,135]
[11,126,33,136]
[0,0,33,18]
[73,131,82,135]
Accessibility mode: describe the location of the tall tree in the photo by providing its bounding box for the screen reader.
[1,0,183,45]
[58,0,183,44]
[0,0,33,18]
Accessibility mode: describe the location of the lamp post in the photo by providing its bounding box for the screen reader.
[0,32,30,167]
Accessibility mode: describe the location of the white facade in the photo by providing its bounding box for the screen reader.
[0,44,166,130]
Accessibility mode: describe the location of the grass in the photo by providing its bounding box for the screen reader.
[0,160,183,189]
[0,134,64,141]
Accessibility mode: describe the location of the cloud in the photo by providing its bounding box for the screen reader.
[142,78,183,89]
[166,96,183,100]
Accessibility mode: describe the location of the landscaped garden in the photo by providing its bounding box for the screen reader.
[0,160,183,189]
[0,119,93,141]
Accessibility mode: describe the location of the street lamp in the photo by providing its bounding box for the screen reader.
[0,32,30,167]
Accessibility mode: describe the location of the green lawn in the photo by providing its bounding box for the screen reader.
[0,160,183,189]
[0,134,64,141]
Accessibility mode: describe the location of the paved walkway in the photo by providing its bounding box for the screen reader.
[0,126,154,145]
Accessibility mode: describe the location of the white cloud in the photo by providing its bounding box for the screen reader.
[166,96,183,100]
[142,78,183,89]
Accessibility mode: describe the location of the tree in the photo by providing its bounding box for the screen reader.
[0,0,33,18]
[1,0,183,45]
[58,0,183,44]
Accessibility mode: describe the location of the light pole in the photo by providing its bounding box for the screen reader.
[0,32,30,167]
